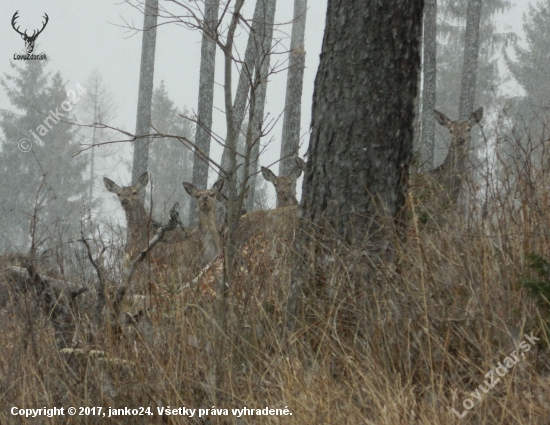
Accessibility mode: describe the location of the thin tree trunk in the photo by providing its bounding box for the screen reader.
[190,0,221,226]
[89,83,98,202]
[458,0,483,120]
[217,0,246,388]
[246,0,277,212]
[420,0,437,171]
[288,0,424,321]
[280,0,307,181]
[220,0,265,179]
[131,0,158,196]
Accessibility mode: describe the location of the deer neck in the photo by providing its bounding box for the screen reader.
[198,208,220,263]
[125,201,150,254]
[438,141,468,177]
[277,192,298,208]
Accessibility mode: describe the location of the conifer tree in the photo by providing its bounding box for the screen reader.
[149,81,194,223]
[0,60,88,251]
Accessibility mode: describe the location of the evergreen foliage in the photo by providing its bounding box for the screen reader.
[148,81,194,224]
[0,60,88,252]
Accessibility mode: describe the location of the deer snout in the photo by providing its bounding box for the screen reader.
[121,199,129,206]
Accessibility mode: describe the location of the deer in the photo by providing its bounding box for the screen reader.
[430,107,484,202]
[261,157,306,207]
[104,172,155,269]
[409,107,484,225]
[182,179,225,265]
[103,172,194,284]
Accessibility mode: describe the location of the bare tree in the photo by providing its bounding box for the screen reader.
[419,0,437,170]
[279,0,307,183]
[219,0,278,192]
[458,0,483,120]
[78,70,116,205]
[246,0,277,212]
[131,0,158,195]
[190,0,221,226]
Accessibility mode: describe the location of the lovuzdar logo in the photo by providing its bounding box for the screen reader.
[11,11,49,60]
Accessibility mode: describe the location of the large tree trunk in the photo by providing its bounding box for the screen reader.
[190,0,221,226]
[458,0,483,120]
[246,0,277,212]
[288,0,424,320]
[420,0,437,170]
[131,0,158,195]
[279,0,307,190]
[301,0,423,244]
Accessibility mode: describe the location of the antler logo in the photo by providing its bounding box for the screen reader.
[11,11,49,54]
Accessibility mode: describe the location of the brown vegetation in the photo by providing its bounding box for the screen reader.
[2,129,550,424]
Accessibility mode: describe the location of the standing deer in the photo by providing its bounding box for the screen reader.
[182,179,225,264]
[430,107,484,202]
[261,157,306,207]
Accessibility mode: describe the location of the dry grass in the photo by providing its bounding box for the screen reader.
[2,135,550,424]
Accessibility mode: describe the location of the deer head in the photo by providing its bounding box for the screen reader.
[12,11,49,54]
[434,107,483,168]
[182,179,225,216]
[261,157,306,207]
[104,172,148,213]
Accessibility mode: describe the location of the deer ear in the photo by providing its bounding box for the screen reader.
[211,178,224,193]
[433,110,452,128]
[469,107,483,125]
[261,166,277,183]
[182,181,198,197]
[103,177,121,194]
[291,157,306,178]
[295,156,306,170]
[135,172,149,191]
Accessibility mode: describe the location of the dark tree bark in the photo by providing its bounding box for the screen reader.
[300,0,424,245]
[246,0,277,212]
[458,0,483,120]
[279,0,307,181]
[131,0,158,195]
[420,0,437,170]
[288,0,424,324]
[190,0,221,226]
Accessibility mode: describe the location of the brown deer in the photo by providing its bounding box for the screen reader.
[104,172,152,266]
[261,157,306,207]
[430,107,484,202]
[104,172,192,278]
[182,179,225,265]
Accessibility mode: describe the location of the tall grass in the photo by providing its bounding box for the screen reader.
[1,122,550,424]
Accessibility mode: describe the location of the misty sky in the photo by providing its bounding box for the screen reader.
[0,0,534,213]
